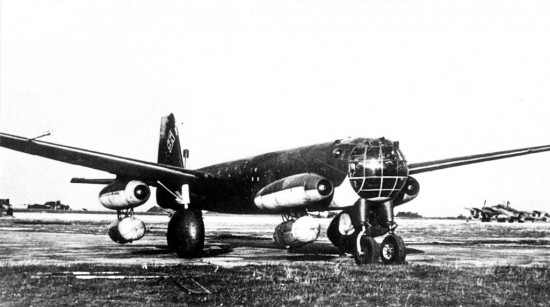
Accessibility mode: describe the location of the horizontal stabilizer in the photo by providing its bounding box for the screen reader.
[71,178,116,184]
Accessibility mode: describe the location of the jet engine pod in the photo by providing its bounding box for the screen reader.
[254,173,333,211]
[99,180,151,210]
[273,216,321,248]
[394,176,420,206]
[108,216,146,244]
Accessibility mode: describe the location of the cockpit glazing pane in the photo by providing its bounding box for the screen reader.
[347,142,409,201]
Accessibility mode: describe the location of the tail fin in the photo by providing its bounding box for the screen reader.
[158,114,184,168]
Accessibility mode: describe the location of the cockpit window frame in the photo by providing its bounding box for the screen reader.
[347,142,409,201]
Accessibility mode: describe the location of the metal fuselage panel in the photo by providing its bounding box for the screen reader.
[195,142,350,213]
[191,138,408,214]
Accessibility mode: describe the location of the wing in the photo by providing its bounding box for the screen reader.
[0,132,208,184]
[408,144,550,175]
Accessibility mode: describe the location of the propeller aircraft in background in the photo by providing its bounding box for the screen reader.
[467,200,550,223]
[2,114,550,265]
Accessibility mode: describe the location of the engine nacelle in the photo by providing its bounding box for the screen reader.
[254,173,333,211]
[108,216,146,244]
[273,216,321,248]
[468,209,482,220]
[393,176,420,207]
[99,180,151,210]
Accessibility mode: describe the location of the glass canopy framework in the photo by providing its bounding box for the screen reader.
[348,142,409,201]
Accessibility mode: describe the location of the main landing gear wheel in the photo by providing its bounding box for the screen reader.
[380,234,406,265]
[353,235,379,265]
[167,209,205,258]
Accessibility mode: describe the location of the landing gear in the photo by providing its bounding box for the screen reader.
[167,209,205,258]
[328,198,408,265]
[376,201,406,264]
[281,208,307,222]
[351,199,380,265]
[116,208,134,220]
[157,181,205,258]
[353,235,379,265]
[380,234,406,264]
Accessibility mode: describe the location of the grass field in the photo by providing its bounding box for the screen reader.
[1,214,549,305]
[1,263,549,306]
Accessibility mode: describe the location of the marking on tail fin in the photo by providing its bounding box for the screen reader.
[167,130,176,154]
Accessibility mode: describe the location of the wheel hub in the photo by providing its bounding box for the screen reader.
[382,244,394,260]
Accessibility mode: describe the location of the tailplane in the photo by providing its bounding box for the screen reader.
[158,114,184,168]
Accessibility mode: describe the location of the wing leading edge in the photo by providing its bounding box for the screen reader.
[0,132,206,184]
[408,144,550,175]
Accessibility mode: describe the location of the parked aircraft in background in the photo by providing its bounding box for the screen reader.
[466,200,549,222]
[530,211,550,222]
[2,114,550,265]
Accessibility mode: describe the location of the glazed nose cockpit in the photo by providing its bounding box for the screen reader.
[348,138,409,201]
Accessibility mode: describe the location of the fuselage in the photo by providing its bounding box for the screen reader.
[194,137,409,214]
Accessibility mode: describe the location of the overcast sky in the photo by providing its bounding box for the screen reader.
[1,0,550,217]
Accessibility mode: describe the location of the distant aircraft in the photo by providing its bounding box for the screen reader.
[466,201,549,223]
[530,211,550,222]
[2,114,550,265]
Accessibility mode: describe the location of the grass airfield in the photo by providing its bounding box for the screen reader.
[0,212,549,306]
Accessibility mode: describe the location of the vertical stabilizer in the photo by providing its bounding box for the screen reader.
[158,114,184,168]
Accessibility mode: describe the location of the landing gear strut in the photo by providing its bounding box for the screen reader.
[377,200,406,265]
[158,181,205,258]
[353,232,379,265]
[352,199,380,265]
[116,208,134,220]
[329,198,407,265]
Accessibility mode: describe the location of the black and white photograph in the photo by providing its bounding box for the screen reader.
[1,0,549,305]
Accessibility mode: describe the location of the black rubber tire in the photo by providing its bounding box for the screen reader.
[380,234,406,265]
[353,235,379,265]
[167,209,205,258]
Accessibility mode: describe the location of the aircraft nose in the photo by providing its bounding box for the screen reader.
[348,142,408,201]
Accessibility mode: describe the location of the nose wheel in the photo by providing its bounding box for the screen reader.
[353,234,379,265]
[380,234,406,264]
[330,199,408,265]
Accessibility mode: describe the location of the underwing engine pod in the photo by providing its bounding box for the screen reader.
[273,215,321,248]
[254,173,333,211]
[99,180,151,210]
[108,216,146,244]
[393,176,420,207]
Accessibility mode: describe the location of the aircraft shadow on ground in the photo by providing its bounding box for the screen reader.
[406,247,424,254]
[128,244,234,258]
[128,235,424,260]
[211,234,284,249]
[208,235,426,261]
[132,246,175,256]
[210,234,338,253]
